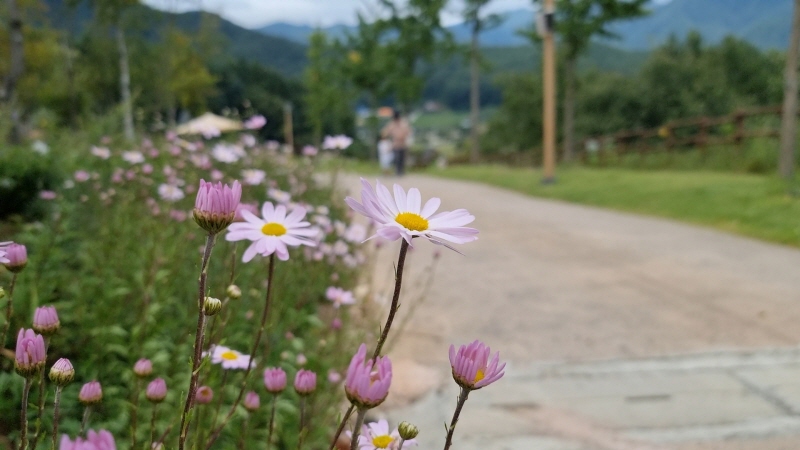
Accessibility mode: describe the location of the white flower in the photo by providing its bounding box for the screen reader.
[91,146,111,159]
[267,188,291,204]
[323,135,353,150]
[356,420,416,450]
[158,184,185,202]
[31,140,49,155]
[122,151,145,164]
[226,202,318,262]
[345,178,478,251]
[207,345,252,370]
[241,169,266,186]
[212,143,245,163]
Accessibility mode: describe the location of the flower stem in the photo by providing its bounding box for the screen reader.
[178,233,217,450]
[131,379,141,450]
[19,377,33,450]
[210,370,228,429]
[1,273,18,349]
[349,408,367,450]
[79,405,91,436]
[51,386,63,450]
[297,397,306,450]
[30,338,50,450]
[372,240,409,359]
[327,404,355,450]
[204,253,276,450]
[267,394,277,450]
[397,438,406,450]
[443,388,470,450]
[237,415,249,450]
[149,404,159,449]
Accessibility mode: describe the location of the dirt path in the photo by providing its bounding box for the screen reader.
[340,173,800,449]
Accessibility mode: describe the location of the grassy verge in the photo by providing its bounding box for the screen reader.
[429,165,800,247]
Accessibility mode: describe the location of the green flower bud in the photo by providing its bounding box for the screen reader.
[203,297,222,316]
[226,284,242,300]
[398,421,419,440]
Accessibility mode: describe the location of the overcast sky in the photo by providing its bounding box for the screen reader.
[141,0,536,29]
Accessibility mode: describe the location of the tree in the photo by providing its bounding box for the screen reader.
[463,0,503,163]
[780,0,800,180]
[2,0,25,142]
[374,0,452,112]
[532,0,647,162]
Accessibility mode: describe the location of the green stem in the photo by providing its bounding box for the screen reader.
[267,394,277,450]
[372,240,409,359]
[328,405,355,450]
[178,234,216,450]
[443,388,470,450]
[398,438,406,450]
[19,377,33,450]
[131,379,141,450]
[30,338,50,450]
[1,273,18,349]
[349,408,367,450]
[297,397,306,450]
[149,404,159,449]
[79,405,91,436]
[51,386,63,450]
[204,253,276,450]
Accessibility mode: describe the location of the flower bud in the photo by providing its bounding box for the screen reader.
[294,369,317,396]
[32,306,60,336]
[15,329,46,378]
[226,284,242,299]
[146,378,167,403]
[263,367,287,394]
[244,391,260,411]
[398,421,419,440]
[3,243,28,273]
[196,385,214,404]
[133,358,153,378]
[79,381,103,405]
[49,358,75,386]
[203,297,222,316]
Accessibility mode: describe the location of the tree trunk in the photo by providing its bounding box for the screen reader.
[779,0,800,179]
[4,0,25,143]
[562,57,577,163]
[469,22,481,163]
[116,19,135,142]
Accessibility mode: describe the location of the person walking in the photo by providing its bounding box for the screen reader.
[381,110,412,176]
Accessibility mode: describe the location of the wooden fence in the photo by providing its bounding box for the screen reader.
[577,105,784,164]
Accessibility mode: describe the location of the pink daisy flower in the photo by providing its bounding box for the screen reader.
[225,202,318,262]
[449,340,506,390]
[325,287,356,308]
[345,179,478,251]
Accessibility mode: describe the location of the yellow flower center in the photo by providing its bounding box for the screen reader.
[474,369,485,384]
[372,435,394,448]
[261,222,287,236]
[221,351,239,360]
[395,212,428,232]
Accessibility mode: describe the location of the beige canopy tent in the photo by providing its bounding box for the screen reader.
[175,113,243,136]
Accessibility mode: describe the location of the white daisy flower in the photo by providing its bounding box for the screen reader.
[241,169,266,186]
[91,146,111,159]
[208,345,252,370]
[158,184,185,202]
[225,202,318,262]
[122,151,145,164]
[345,178,478,251]
[212,144,245,163]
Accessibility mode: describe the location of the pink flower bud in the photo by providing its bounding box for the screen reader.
[344,344,391,409]
[79,381,103,405]
[244,391,260,411]
[146,378,167,403]
[14,328,46,378]
[193,179,242,234]
[263,367,287,394]
[133,358,153,378]
[49,358,74,386]
[449,340,506,390]
[32,306,59,336]
[196,385,214,404]
[3,243,27,273]
[294,369,317,396]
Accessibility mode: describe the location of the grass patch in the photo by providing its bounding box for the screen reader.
[429,165,800,246]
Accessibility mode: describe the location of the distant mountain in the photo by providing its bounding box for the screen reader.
[256,0,792,51]
[42,0,308,77]
[607,0,793,50]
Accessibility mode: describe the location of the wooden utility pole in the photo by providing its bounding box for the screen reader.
[779,0,800,180]
[283,102,294,151]
[542,0,557,184]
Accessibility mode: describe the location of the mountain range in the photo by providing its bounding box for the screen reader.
[257,0,793,51]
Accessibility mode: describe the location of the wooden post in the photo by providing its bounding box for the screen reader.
[541,0,557,184]
[283,102,294,152]
[780,0,800,179]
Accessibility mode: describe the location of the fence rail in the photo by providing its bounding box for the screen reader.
[578,105,785,164]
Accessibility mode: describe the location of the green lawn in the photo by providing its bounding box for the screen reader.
[428,165,800,247]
